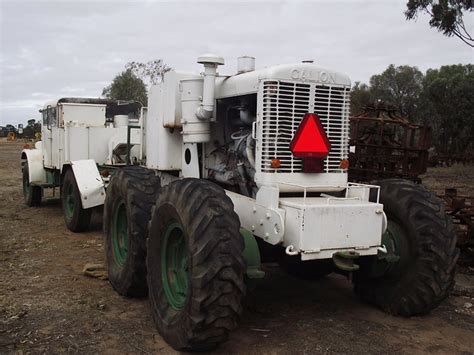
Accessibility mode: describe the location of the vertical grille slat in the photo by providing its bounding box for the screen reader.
[260,80,350,173]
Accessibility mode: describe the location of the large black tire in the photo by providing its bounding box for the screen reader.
[104,167,160,297]
[22,163,41,207]
[354,179,459,316]
[62,169,92,232]
[147,178,246,351]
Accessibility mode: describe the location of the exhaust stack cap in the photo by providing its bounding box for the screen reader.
[302,59,314,63]
[237,56,256,74]
[197,54,224,66]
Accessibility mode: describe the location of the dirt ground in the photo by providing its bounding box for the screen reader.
[1,139,473,354]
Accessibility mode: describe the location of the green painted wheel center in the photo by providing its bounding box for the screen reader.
[112,201,128,266]
[382,220,404,259]
[65,183,75,220]
[367,219,408,278]
[161,222,189,310]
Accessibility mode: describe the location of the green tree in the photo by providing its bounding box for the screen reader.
[417,64,474,155]
[350,81,373,115]
[369,64,424,120]
[102,69,147,105]
[125,59,171,87]
[405,0,473,47]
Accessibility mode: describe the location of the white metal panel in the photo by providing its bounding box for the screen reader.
[70,160,105,209]
[229,182,384,260]
[51,127,64,168]
[146,85,182,170]
[60,103,106,127]
[181,143,200,178]
[255,172,347,192]
[87,128,118,164]
[215,63,351,99]
[280,197,384,260]
[226,190,285,245]
[42,125,52,168]
[67,127,89,162]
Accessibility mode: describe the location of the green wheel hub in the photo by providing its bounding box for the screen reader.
[112,200,128,266]
[368,219,409,278]
[161,222,189,310]
[64,183,75,221]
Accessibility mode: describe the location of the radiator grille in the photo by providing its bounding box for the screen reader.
[260,80,350,173]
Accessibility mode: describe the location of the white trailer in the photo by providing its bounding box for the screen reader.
[21,98,144,231]
[22,56,458,352]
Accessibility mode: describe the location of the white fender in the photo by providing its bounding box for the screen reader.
[70,159,106,209]
[21,143,47,184]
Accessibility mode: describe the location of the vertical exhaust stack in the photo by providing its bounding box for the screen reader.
[195,54,224,120]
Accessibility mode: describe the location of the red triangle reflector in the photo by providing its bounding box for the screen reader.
[290,113,331,158]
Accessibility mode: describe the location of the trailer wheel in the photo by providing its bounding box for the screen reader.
[22,163,41,206]
[104,167,161,297]
[62,169,92,232]
[353,179,459,316]
[147,179,246,351]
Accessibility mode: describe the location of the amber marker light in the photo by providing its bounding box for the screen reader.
[271,159,281,169]
[340,159,350,169]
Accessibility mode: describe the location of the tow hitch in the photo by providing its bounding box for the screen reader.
[333,251,360,271]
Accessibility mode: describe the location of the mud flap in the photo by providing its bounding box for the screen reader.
[70,160,105,209]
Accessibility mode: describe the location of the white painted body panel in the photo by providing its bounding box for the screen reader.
[60,103,106,127]
[70,160,105,209]
[42,126,52,167]
[214,63,351,99]
[280,197,383,260]
[226,183,385,260]
[146,84,183,170]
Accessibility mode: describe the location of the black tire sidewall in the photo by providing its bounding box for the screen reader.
[23,164,33,206]
[147,201,191,346]
[146,179,245,351]
[355,179,458,315]
[104,174,146,296]
[103,166,159,297]
[62,169,90,232]
[23,163,41,206]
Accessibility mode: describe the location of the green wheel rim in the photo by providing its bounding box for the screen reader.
[64,182,75,221]
[383,220,403,258]
[379,219,409,276]
[365,219,410,278]
[23,170,31,199]
[112,200,128,266]
[161,221,189,310]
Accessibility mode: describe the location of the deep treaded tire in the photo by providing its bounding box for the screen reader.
[23,163,41,206]
[62,169,92,232]
[147,178,246,351]
[104,166,160,297]
[354,179,459,316]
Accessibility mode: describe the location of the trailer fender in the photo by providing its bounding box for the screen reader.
[70,159,106,209]
[21,147,46,184]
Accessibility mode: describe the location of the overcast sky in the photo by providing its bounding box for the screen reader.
[0,0,472,126]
